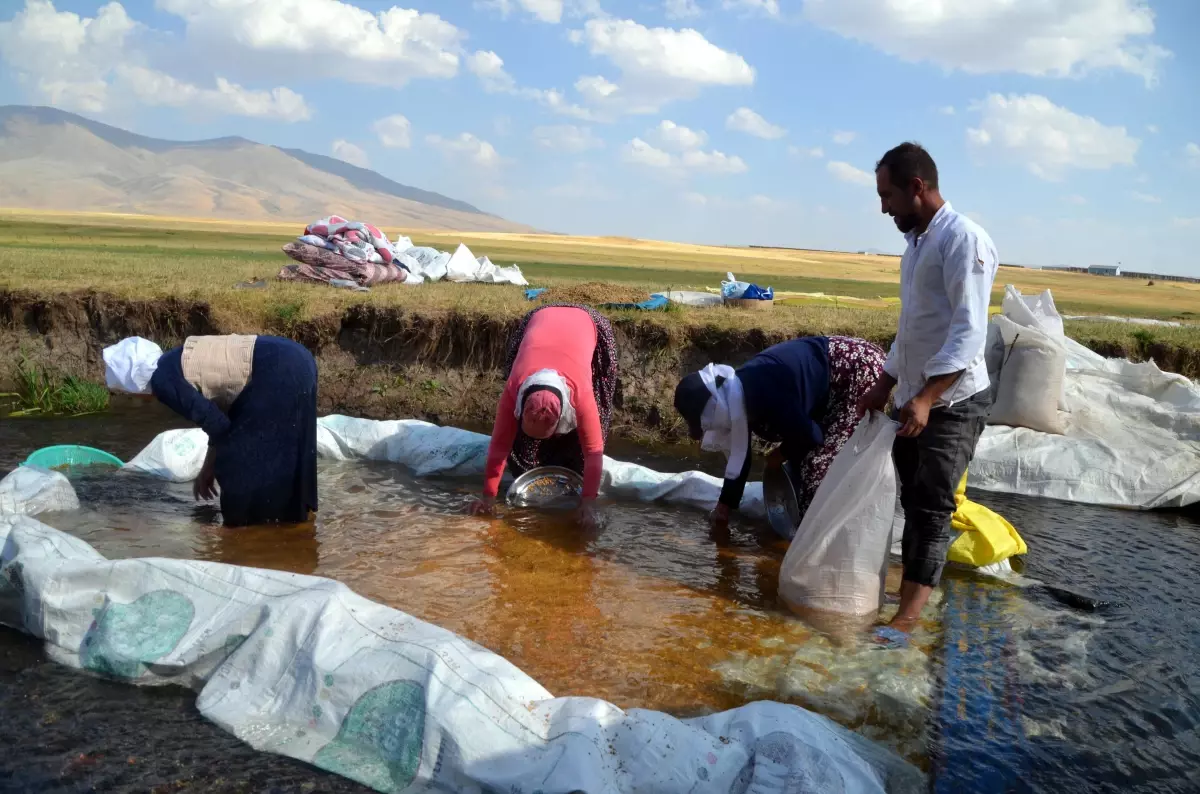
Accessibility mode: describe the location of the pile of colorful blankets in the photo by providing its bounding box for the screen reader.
[277,215,530,288]
[278,215,412,287]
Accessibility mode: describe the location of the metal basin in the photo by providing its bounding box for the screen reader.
[762,461,801,540]
[506,466,583,510]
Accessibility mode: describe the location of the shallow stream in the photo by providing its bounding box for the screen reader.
[2,403,1199,792]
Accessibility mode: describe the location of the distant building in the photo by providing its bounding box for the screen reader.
[1087,265,1122,277]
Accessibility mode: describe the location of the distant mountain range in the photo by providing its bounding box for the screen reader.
[0,106,530,232]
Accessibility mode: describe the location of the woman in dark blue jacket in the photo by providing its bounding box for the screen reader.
[105,334,318,527]
[674,336,884,537]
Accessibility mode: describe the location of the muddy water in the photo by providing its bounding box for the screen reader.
[3,404,1200,793]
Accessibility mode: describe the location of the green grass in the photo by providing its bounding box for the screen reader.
[3,355,110,417]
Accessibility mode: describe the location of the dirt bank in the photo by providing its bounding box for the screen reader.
[3,289,1198,445]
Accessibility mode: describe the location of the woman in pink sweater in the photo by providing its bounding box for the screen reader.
[470,304,619,529]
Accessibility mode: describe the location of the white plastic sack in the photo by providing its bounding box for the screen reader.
[0,514,918,794]
[665,290,724,308]
[402,246,450,282]
[1002,285,1065,340]
[1001,285,1069,411]
[971,357,1200,509]
[102,336,163,394]
[445,243,528,286]
[722,272,751,299]
[0,466,80,515]
[778,413,898,617]
[986,315,1067,435]
[123,429,209,482]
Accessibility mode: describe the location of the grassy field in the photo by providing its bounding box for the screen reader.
[1,209,1198,356]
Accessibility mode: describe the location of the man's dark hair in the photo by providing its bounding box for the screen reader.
[876,142,939,190]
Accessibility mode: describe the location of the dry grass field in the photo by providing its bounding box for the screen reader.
[1,209,1196,357]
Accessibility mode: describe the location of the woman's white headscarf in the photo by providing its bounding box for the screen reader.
[698,363,749,480]
[102,337,163,394]
[514,368,578,435]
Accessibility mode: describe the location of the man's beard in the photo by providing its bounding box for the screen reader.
[893,213,919,234]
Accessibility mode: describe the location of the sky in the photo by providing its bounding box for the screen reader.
[0,0,1197,277]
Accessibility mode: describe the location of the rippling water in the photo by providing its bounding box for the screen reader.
[2,403,1199,792]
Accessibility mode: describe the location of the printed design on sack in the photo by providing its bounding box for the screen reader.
[313,679,427,793]
[0,561,24,597]
[80,589,195,680]
[728,731,847,793]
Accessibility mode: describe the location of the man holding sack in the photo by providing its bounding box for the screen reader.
[858,142,999,634]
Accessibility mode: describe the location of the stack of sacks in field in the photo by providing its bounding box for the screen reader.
[278,215,529,288]
[279,215,412,287]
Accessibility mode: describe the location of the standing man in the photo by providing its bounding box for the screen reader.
[858,142,998,633]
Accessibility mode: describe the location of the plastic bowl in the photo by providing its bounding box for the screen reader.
[23,444,124,471]
[506,466,584,509]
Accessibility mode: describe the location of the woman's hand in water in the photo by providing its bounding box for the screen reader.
[710,503,731,530]
[193,449,218,501]
[467,496,496,516]
[577,500,600,532]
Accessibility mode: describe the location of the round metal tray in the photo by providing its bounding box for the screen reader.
[506,466,584,509]
[762,460,802,540]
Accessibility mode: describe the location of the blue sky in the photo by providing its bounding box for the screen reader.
[1,0,1197,276]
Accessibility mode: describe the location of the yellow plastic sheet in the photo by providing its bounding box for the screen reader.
[948,472,1028,567]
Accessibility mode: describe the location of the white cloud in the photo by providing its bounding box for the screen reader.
[679,148,748,174]
[966,94,1139,181]
[158,0,464,87]
[1063,194,1088,205]
[569,17,755,115]
[1146,124,1158,134]
[726,107,786,139]
[832,130,857,145]
[788,145,824,158]
[117,66,311,121]
[332,139,369,168]
[802,0,1170,85]
[481,0,565,24]
[466,50,595,120]
[723,0,780,16]
[1186,143,1200,168]
[1173,217,1200,229]
[655,119,708,150]
[0,0,134,113]
[622,137,747,175]
[533,124,604,152]
[827,160,874,187]
[0,1,310,120]
[426,132,502,167]
[623,138,675,169]
[466,50,516,93]
[939,105,956,116]
[1131,191,1161,204]
[664,0,702,19]
[372,114,412,148]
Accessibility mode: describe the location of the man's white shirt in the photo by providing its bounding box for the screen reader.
[883,202,999,409]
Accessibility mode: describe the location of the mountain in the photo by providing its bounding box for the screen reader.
[0,106,531,232]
